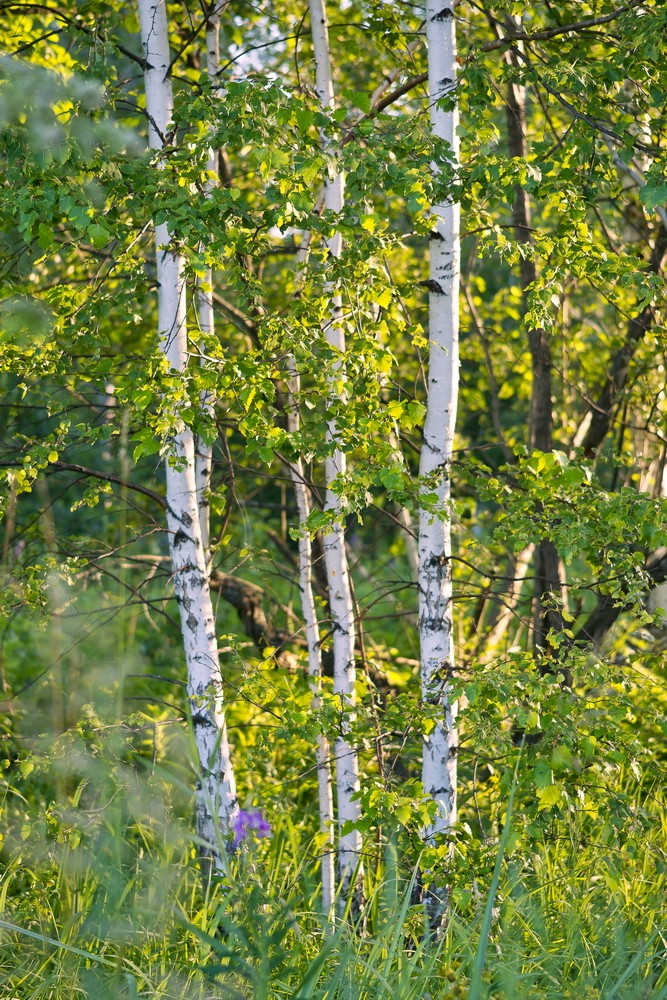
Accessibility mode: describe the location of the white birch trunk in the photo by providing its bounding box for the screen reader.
[195,3,224,562]
[308,0,362,902]
[419,0,460,926]
[138,0,237,862]
[286,355,336,922]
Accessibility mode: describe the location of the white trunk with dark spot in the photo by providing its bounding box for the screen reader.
[138,0,237,862]
[286,358,336,921]
[308,0,362,902]
[419,0,460,924]
[195,4,224,562]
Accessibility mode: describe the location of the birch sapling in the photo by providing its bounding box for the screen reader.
[194,2,225,562]
[286,350,336,922]
[138,0,238,864]
[308,0,362,903]
[419,0,460,928]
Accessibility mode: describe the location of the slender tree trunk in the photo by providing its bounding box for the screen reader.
[138,0,237,865]
[286,358,336,923]
[419,0,460,931]
[505,50,566,661]
[195,2,224,563]
[308,0,362,906]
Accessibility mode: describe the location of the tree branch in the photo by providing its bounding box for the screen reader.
[0,3,147,67]
[579,223,667,457]
[576,549,667,645]
[480,2,646,53]
[368,72,428,118]
[0,460,166,507]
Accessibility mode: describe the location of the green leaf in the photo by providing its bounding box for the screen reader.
[640,181,667,211]
[342,90,371,115]
[536,784,563,810]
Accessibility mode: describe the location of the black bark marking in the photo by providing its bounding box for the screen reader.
[173,529,189,547]
[419,279,445,295]
[420,616,451,635]
[428,785,454,796]
[432,7,453,20]
[191,711,214,728]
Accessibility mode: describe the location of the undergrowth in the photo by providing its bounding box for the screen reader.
[0,759,664,999]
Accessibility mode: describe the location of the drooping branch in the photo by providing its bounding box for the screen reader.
[575,549,667,646]
[0,460,167,509]
[212,568,395,694]
[578,224,667,458]
[366,73,428,118]
[1,3,147,67]
[479,2,647,54]
[605,142,667,231]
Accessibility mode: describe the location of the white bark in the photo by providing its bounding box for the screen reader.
[286,356,336,922]
[195,3,224,562]
[138,0,237,860]
[419,0,460,920]
[308,0,362,901]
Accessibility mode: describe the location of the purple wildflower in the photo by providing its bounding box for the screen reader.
[231,809,272,848]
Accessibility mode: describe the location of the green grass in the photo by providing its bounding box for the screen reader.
[1,632,664,1000]
[0,789,664,999]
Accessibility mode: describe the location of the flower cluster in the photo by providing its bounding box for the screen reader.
[231,809,271,848]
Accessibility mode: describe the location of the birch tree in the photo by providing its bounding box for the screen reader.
[286,354,336,921]
[138,0,237,864]
[5,4,667,966]
[307,0,362,904]
[194,1,225,563]
[192,0,255,564]
[419,0,460,929]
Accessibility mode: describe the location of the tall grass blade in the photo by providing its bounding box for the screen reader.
[0,917,112,966]
[467,749,523,1000]
[604,930,658,1000]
